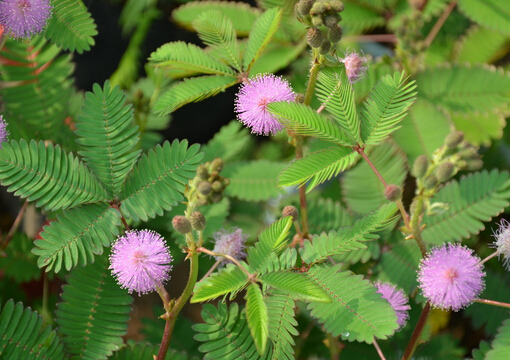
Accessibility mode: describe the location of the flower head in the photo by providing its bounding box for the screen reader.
[491,218,510,269]
[418,243,485,311]
[212,228,248,265]
[0,116,8,148]
[341,51,368,84]
[0,0,52,39]
[375,282,410,330]
[109,230,173,295]
[235,74,295,136]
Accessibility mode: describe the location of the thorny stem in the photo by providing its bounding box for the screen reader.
[474,298,510,309]
[373,338,387,360]
[423,0,458,48]
[401,302,431,360]
[2,199,28,247]
[196,246,254,280]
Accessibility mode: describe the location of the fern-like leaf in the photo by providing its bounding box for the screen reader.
[193,302,272,360]
[457,0,510,35]
[301,203,398,265]
[277,146,358,192]
[32,203,121,273]
[0,139,108,211]
[360,71,417,145]
[149,41,236,76]
[193,10,242,72]
[245,283,269,355]
[421,169,510,244]
[307,264,398,342]
[45,0,97,53]
[56,253,133,360]
[260,271,331,302]
[308,197,353,235]
[120,140,203,221]
[268,101,354,146]
[450,111,505,147]
[191,263,249,303]
[341,1,386,33]
[154,75,238,115]
[76,81,141,197]
[200,120,253,162]
[0,300,65,360]
[243,7,283,72]
[315,67,361,144]
[455,25,510,64]
[265,290,298,360]
[485,318,510,360]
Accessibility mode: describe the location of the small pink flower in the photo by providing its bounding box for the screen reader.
[212,228,248,265]
[0,116,8,148]
[109,230,173,295]
[375,282,410,330]
[418,243,485,311]
[341,51,368,84]
[235,74,295,135]
[0,0,52,39]
[491,219,510,270]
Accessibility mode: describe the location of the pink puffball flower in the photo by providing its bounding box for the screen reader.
[418,243,485,311]
[0,0,52,39]
[341,51,368,84]
[491,218,510,270]
[0,115,8,148]
[235,73,295,136]
[375,282,410,330]
[109,230,173,295]
[212,228,248,265]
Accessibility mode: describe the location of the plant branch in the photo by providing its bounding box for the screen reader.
[373,338,387,360]
[401,302,431,360]
[474,298,510,309]
[2,199,28,248]
[196,246,254,279]
[424,0,458,48]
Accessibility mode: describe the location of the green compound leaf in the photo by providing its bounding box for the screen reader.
[200,120,253,162]
[259,271,331,303]
[268,101,353,146]
[458,0,510,35]
[0,233,40,283]
[154,75,238,115]
[485,318,510,360]
[307,264,399,342]
[193,10,242,72]
[455,25,510,65]
[32,202,121,273]
[120,139,203,222]
[193,302,272,360]
[422,169,510,245]
[301,203,398,265]
[341,1,386,33]
[315,67,360,144]
[308,197,353,235]
[56,253,133,360]
[245,283,269,355]
[342,140,408,214]
[0,300,65,360]
[76,81,141,198]
[0,139,108,211]
[243,7,283,72]
[265,290,298,360]
[222,160,286,201]
[450,111,505,147]
[191,263,248,303]
[149,41,236,76]
[111,340,192,360]
[360,71,417,146]
[278,146,358,192]
[416,64,510,114]
[247,216,292,274]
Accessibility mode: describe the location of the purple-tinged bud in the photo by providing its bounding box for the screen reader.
[307,27,324,48]
[444,131,464,149]
[436,162,455,183]
[412,154,428,178]
[342,51,368,84]
[282,205,299,221]
[190,211,206,231]
[212,228,248,265]
[172,215,191,234]
[384,184,402,201]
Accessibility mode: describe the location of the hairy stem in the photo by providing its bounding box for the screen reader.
[402,302,431,360]
[474,298,510,309]
[409,197,428,258]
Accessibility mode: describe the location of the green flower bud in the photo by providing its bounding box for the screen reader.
[196,164,209,180]
[424,174,438,190]
[328,24,343,43]
[307,27,324,48]
[190,211,206,231]
[384,184,402,201]
[282,205,299,221]
[311,15,323,27]
[310,2,326,15]
[436,162,455,183]
[198,181,212,196]
[444,131,464,149]
[210,158,224,173]
[210,192,223,203]
[330,0,345,12]
[222,178,230,187]
[412,154,429,178]
[466,159,483,171]
[318,39,331,55]
[297,0,315,16]
[172,215,191,234]
[324,15,338,28]
[211,180,223,192]
[458,146,478,160]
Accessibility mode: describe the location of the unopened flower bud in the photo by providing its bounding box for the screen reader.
[198,181,212,196]
[436,162,455,183]
[458,146,478,160]
[222,178,230,187]
[445,131,464,149]
[412,155,429,178]
[330,0,345,12]
[297,0,315,16]
[282,205,299,221]
[424,174,438,190]
[210,192,223,203]
[328,24,343,43]
[190,211,206,231]
[210,158,224,173]
[307,27,324,48]
[310,2,326,15]
[466,159,483,171]
[318,39,331,55]
[196,164,208,180]
[324,15,338,28]
[384,184,402,201]
[211,180,223,192]
[172,216,191,234]
[311,15,323,27]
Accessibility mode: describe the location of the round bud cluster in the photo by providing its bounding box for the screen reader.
[189,158,230,206]
[440,131,483,172]
[296,0,345,53]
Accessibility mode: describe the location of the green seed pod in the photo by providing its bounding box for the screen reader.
[328,24,343,43]
[311,15,323,27]
[190,211,206,231]
[329,0,345,12]
[172,215,191,234]
[310,2,326,16]
[384,184,402,202]
[444,131,464,149]
[198,181,212,196]
[412,154,429,178]
[297,0,315,16]
[324,15,338,28]
[436,162,455,183]
[318,39,331,55]
[424,174,438,190]
[282,205,299,221]
[307,27,324,48]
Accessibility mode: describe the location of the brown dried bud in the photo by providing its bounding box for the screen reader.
[283,205,299,221]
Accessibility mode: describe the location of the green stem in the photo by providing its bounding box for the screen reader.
[2,199,28,249]
[401,302,431,360]
[156,250,199,360]
[409,196,428,258]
